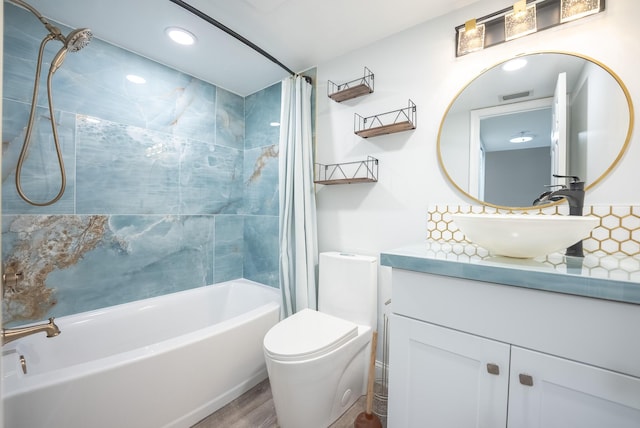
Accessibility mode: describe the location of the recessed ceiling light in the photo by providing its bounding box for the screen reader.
[126,74,146,84]
[166,27,196,45]
[502,58,527,71]
[270,122,280,127]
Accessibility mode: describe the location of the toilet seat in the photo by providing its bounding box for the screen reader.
[264,308,358,362]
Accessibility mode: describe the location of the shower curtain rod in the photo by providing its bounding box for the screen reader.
[169,0,300,78]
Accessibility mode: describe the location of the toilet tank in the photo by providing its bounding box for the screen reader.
[318,252,377,328]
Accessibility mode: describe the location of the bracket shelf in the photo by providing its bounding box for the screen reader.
[328,67,374,102]
[355,99,416,138]
[314,156,378,185]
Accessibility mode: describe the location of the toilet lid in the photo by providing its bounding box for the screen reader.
[264,308,358,362]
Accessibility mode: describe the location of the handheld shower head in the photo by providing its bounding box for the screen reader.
[10,0,93,206]
[49,28,92,75]
[50,47,68,74]
[66,28,92,52]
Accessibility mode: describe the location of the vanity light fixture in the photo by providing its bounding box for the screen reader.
[166,26,196,45]
[560,0,601,23]
[455,0,605,57]
[505,0,537,41]
[456,19,485,56]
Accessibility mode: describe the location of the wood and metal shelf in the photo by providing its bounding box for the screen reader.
[354,99,416,138]
[314,156,378,185]
[327,67,374,102]
[320,69,417,185]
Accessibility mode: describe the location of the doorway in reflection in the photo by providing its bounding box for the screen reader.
[472,99,553,207]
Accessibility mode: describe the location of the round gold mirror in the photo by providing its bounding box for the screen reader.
[437,51,634,209]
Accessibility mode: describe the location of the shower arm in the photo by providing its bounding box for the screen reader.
[7,0,65,41]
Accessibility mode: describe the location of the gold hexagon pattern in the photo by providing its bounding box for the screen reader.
[426,205,640,281]
[427,205,640,258]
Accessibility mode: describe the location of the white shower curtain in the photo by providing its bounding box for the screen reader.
[278,74,318,317]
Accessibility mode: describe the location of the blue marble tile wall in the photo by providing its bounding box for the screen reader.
[243,83,281,287]
[1,4,281,325]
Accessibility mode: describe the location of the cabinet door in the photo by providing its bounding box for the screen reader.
[508,347,640,428]
[388,314,510,428]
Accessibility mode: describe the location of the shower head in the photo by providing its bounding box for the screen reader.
[65,28,93,52]
[49,28,92,75]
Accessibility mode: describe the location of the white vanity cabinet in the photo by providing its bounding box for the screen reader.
[390,314,510,427]
[387,269,640,428]
[508,346,640,427]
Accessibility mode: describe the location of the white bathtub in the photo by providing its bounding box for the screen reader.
[2,279,281,428]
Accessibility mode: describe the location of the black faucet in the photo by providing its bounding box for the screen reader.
[533,174,586,257]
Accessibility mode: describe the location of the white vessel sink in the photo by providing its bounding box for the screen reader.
[451,214,599,258]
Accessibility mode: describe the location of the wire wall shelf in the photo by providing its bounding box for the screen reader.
[314,156,379,185]
[328,67,374,102]
[355,99,416,138]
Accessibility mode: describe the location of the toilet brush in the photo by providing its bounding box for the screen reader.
[354,331,382,428]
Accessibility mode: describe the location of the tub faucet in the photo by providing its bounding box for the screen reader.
[2,317,61,346]
[533,174,586,257]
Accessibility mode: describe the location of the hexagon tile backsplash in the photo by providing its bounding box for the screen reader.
[428,205,640,257]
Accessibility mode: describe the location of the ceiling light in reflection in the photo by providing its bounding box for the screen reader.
[145,143,166,158]
[510,132,533,143]
[166,27,196,45]
[79,115,101,124]
[270,122,280,127]
[126,74,146,84]
[502,58,528,71]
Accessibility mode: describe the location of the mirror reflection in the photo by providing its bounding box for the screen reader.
[438,52,632,208]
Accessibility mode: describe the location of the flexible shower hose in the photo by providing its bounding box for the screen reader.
[15,33,67,207]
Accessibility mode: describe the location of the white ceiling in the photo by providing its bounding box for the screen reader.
[21,0,481,96]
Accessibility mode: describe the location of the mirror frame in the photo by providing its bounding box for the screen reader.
[437,51,635,210]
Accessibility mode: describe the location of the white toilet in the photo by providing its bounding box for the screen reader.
[263,252,377,428]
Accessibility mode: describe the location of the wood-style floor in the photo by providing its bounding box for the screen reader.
[191,378,367,428]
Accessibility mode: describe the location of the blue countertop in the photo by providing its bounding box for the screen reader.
[380,241,640,305]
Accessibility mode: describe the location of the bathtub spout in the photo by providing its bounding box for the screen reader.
[2,317,61,346]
